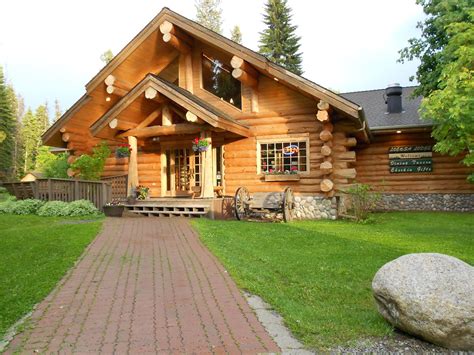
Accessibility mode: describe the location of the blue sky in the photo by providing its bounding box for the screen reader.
[0,0,424,117]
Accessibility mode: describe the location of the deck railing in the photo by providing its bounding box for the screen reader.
[2,178,112,210]
[101,174,128,200]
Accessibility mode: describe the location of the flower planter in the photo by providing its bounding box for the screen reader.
[264,174,300,182]
[103,205,124,217]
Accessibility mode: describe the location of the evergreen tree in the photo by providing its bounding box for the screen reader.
[54,99,62,122]
[195,0,223,34]
[230,25,243,44]
[258,0,303,75]
[0,66,16,177]
[13,93,25,177]
[35,103,50,133]
[21,108,43,172]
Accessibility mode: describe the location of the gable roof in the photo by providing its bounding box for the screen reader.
[84,8,366,124]
[90,75,251,137]
[341,86,431,131]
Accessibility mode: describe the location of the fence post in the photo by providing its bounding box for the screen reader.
[47,179,52,201]
[74,180,79,201]
[101,182,110,210]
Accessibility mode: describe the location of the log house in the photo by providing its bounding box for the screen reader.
[41,8,474,218]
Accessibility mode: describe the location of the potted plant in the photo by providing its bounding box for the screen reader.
[264,166,301,181]
[116,143,132,158]
[136,185,150,200]
[192,137,209,152]
[103,200,125,217]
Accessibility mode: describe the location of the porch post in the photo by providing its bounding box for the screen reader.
[200,131,214,198]
[127,136,139,196]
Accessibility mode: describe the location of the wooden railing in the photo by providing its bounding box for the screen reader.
[101,174,128,200]
[3,178,112,210]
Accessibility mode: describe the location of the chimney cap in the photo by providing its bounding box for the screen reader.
[386,84,403,97]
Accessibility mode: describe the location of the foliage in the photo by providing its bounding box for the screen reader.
[115,143,131,158]
[0,196,16,213]
[9,199,45,215]
[0,214,102,337]
[37,201,69,217]
[259,0,303,75]
[419,10,474,182]
[192,137,210,152]
[0,131,5,143]
[136,185,149,200]
[64,200,100,216]
[0,65,16,177]
[35,146,70,178]
[195,0,223,34]
[343,184,381,221]
[193,212,474,350]
[21,109,43,173]
[230,25,242,44]
[100,49,114,64]
[399,0,472,97]
[35,103,50,133]
[71,141,111,180]
[54,99,62,122]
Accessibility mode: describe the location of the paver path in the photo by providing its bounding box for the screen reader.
[6,218,279,354]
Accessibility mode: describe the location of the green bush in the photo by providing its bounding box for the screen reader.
[37,201,70,217]
[10,199,45,215]
[343,183,381,222]
[0,197,16,214]
[71,142,111,180]
[64,200,100,216]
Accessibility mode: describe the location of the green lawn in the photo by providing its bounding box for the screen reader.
[193,212,474,350]
[0,215,103,338]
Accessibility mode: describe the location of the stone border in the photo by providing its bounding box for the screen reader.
[244,292,314,354]
[376,193,474,212]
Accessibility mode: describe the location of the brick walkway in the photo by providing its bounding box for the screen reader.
[6,218,279,354]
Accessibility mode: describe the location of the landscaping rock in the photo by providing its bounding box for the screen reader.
[372,253,474,350]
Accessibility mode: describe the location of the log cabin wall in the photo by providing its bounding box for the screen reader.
[355,131,473,193]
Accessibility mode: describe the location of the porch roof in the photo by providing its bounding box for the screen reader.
[90,74,251,138]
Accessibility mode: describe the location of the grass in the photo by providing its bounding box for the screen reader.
[192,212,474,350]
[0,214,103,338]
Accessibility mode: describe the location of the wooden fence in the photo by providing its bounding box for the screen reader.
[101,174,128,200]
[3,178,112,210]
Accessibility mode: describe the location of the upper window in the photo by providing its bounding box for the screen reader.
[259,140,308,174]
[201,53,242,109]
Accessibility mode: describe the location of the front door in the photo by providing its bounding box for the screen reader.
[164,148,199,197]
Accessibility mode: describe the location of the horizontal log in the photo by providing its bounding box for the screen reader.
[162,32,191,53]
[119,123,202,138]
[106,85,127,96]
[230,56,259,77]
[159,20,174,35]
[232,68,258,88]
[320,179,334,192]
[333,151,356,161]
[333,168,357,179]
[321,144,332,156]
[319,129,333,142]
[317,100,330,111]
[109,118,137,130]
[320,161,333,174]
[316,110,329,122]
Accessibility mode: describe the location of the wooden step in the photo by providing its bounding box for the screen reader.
[124,204,209,218]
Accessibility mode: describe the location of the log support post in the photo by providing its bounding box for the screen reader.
[200,131,214,198]
[127,136,139,196]
[162,105,172,126]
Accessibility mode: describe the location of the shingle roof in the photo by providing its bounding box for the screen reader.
[341,86,431,130]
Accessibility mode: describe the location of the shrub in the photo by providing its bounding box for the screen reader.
[37,201,70,217]
[343,183,381,222]
[10,199,45,215]
[71,142,111,180]
[0,196,16,214]
[64,200,100,216]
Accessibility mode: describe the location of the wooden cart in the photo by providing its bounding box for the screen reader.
[234,186,295,222]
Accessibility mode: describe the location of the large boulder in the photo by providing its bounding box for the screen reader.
[372,253,474,350]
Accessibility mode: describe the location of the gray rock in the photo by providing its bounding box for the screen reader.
[320,212,328,219]
[372,253,474,350]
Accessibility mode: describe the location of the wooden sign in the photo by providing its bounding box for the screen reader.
[389,145,433,174]
[388,152,432,159]
[390,166,433,173]
[389,158,432,167]
[389,145,432,153]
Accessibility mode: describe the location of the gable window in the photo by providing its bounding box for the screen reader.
[258,139,309,174]
[201,53,242,109]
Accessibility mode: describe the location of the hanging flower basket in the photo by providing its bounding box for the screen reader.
[192,137,209,152]
[116,143,132,158]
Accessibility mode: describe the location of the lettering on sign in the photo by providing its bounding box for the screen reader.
[388,146,433,174]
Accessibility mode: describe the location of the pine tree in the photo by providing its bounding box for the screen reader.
[0,66,16,177]
[258,0,303,75]
[100,49,114,64]
[195,0,223,34]
[35,103,50,133]
[13,94,25,177]
[54,99,62,122]
[230,25,243,44]
[21,108,43,172]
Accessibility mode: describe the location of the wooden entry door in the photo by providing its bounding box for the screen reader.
[164,148,200,197]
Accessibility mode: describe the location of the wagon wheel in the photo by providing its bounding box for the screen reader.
[234,187,250,220]
[282,187,294,222]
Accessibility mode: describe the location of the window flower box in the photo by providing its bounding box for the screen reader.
[264,174,300,182]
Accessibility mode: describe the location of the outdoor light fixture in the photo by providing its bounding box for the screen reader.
[105,96,111,102]
[274,77,279,81]
[396,130,402,134]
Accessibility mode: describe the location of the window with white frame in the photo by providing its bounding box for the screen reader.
[259,139,309,174]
